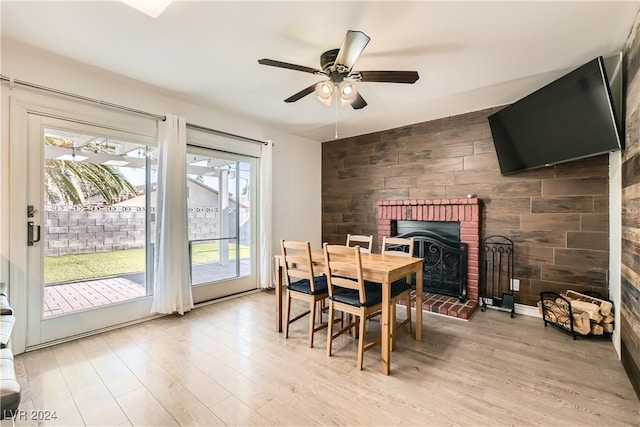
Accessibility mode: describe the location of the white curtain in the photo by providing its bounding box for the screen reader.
[259,141,274,288]
[151,114,194,314]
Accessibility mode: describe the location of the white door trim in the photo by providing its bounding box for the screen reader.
[8,93,157,353]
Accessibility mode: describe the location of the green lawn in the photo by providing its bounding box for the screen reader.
[45,242,249,284]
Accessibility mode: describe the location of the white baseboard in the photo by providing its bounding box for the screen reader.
[515,303,542,318]
[480,298,541,318]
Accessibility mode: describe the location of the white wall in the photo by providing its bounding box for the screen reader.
[609,151,622,357]
[0,38,323,285]
[605,54,623,358]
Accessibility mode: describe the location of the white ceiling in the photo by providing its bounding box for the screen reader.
[1,1,639,142]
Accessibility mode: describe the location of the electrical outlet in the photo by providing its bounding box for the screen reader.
[510,278,520,292]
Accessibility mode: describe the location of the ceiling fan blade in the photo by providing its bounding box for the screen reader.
[357,71,420,84]
[284,83,318,103]
[351,93,367,110]
[334,30,371,71]
[258,58,324,75]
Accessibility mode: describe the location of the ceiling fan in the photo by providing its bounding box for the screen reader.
[258,30,419,110]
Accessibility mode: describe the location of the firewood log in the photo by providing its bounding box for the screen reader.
[567,300,603,323]
[553,315,571,330]
[601,323,614,333]
[590,324,604,335]
[561,290,613,316]
[543,304,563,323]
[543,304,567,325]
[601,315,615,324]
[572,311,591,335]
[541,303,590,335]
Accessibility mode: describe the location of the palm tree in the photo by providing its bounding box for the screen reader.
[44,136,138,205]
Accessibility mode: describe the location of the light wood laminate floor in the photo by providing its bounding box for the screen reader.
[2,290,639,426]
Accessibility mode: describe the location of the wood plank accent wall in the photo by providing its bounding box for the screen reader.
[621,17,640,399]
[322,111,610,309]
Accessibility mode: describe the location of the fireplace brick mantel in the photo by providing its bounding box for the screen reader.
[377,198,481,319]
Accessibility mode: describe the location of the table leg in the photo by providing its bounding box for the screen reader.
[415,265,423,342]
[381,277,391,375]
[275,258,283,333]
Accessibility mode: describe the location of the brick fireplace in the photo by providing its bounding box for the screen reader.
[377,198,480,319]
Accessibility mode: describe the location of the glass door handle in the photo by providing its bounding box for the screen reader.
[27,221,41,246]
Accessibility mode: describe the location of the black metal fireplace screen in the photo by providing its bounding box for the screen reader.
[395,230,468,301]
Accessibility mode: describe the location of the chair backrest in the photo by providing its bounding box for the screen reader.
[346,234,374,253]
[381,236,415,258]
[381,237,415,285]
[323,243,367,304]
[281,240,318,292]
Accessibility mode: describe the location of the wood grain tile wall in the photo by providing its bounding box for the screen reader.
[621,17,640,399]
[322,111,610,308]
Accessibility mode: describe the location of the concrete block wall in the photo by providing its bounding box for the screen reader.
[44,207,223,256]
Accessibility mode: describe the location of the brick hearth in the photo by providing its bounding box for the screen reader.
[378,198,480,320]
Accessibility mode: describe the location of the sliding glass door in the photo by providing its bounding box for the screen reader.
[186,146,257,302]
[24,114,158,346]
[12,98,259,349]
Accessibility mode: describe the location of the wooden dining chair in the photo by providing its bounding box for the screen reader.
[281,240,329,348]
[323,243,383,370]
[346,234,374,253]
[381,236,415,350]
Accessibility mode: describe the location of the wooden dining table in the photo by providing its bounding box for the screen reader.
[274,249,424,375]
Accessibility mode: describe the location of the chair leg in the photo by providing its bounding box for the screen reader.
[357,312,366,370]
[309,298,316,348]
[391,302,397,352]
[284,291,292,339]
[406,296,412,334]
[352,315,359,338]
[326,302,335,357]
[318,299,326,323]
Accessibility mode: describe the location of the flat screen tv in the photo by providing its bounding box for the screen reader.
[488,56,622,175]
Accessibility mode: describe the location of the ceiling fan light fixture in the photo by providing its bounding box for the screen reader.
[258,29,419,113]
[315,81,334,106]
[338,81,358,106]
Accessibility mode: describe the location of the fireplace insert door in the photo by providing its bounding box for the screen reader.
[395,227,468,302]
